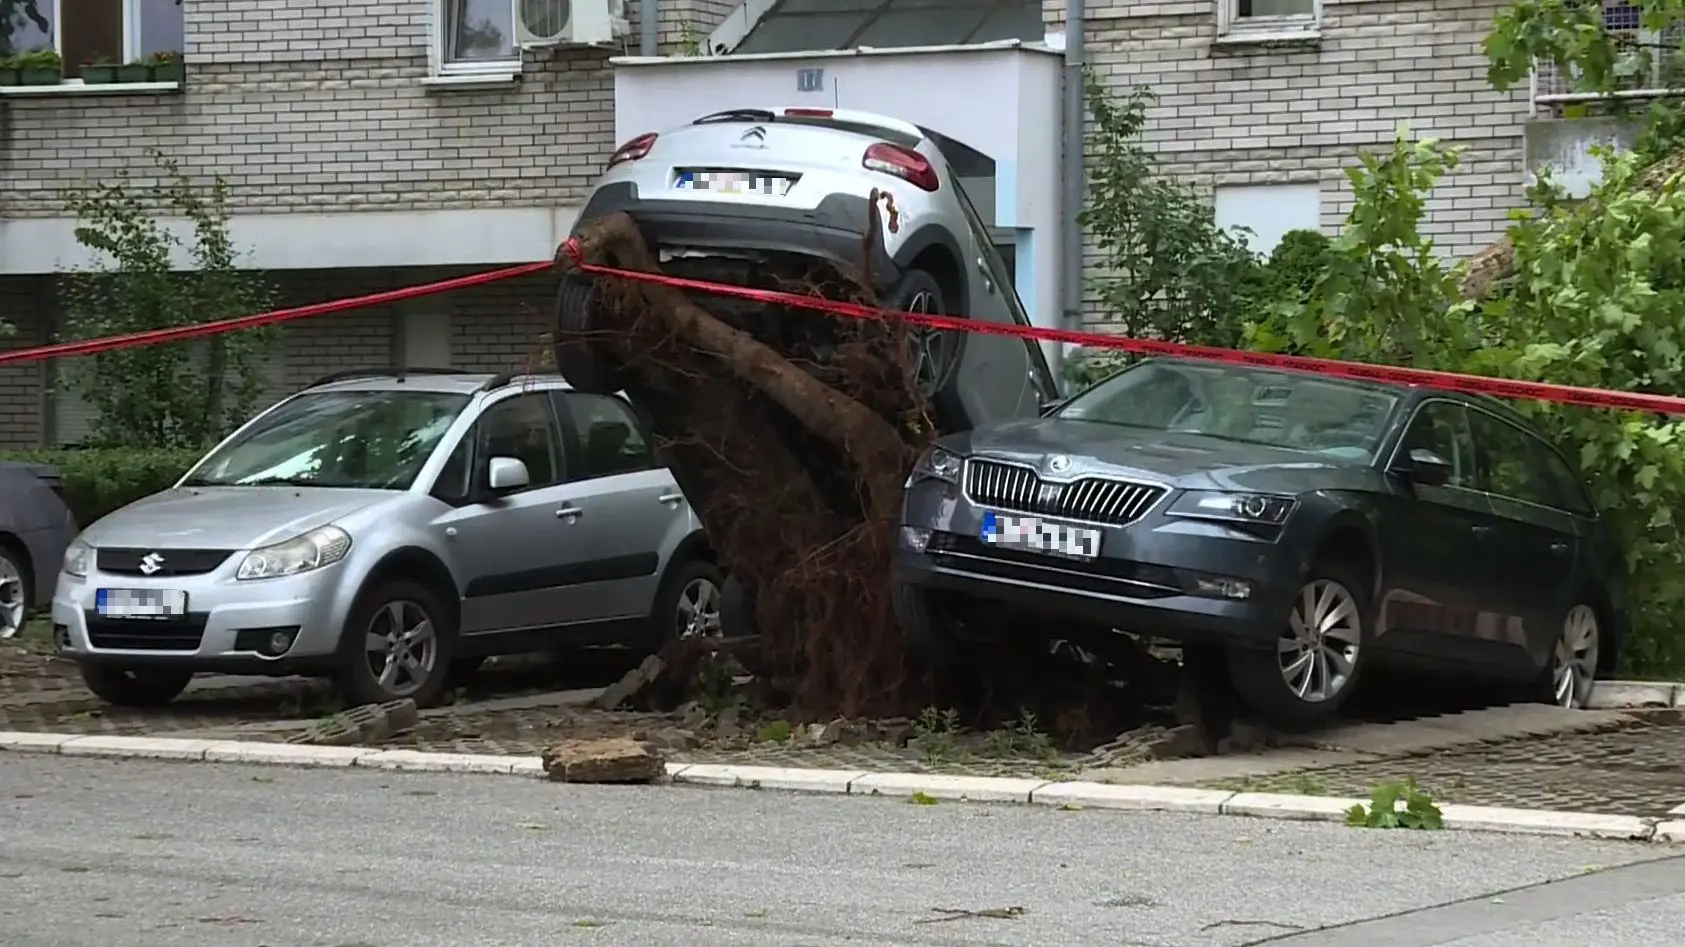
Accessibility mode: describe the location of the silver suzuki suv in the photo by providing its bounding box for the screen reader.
[51,369,722,709]
[556,105,1058,431]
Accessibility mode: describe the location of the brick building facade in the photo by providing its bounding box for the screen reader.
[0,0,1547,449]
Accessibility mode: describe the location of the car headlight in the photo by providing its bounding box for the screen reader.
[906,446,964,487]
[236,526,352,580]
[1168,491,1297,525]
[62,540,92,578]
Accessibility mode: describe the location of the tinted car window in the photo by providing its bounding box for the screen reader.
[1468,410,1556,507]
[431,434,471,503]
[1535,439,1596,516]
[563,393,654,479]
[476,393,563,491]
[1395,400,1476,489]
[1057,360,1400,461]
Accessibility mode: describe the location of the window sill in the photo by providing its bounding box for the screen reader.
[1211,27,1321,48]
[420,71,521,91]
[0,80,182,98]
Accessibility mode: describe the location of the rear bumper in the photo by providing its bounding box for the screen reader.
[575,183,897,289]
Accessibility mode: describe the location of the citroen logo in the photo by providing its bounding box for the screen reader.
[740,126,766,142]
[138,552,165,575]
[1047,455,1072,473]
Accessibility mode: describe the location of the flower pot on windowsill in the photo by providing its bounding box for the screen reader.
[82,65,117,84]
[0,69,21,87]
[115,63,151,83]
[150,60,184,83]
[18,68,61,85]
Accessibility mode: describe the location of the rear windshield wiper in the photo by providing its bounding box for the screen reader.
[693,108,776,125]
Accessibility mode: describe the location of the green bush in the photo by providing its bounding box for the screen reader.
[1,448,202,526]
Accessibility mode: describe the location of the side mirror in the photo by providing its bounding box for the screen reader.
[486,456,530,495]
[1391,448,1453,488]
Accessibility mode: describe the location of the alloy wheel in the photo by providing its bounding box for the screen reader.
[1279,579,1362,703]
[363,600,437,697]
[675,577,722,639]
[0,554,23,639]
[905,290,952,398]
[1553,605,1600,709]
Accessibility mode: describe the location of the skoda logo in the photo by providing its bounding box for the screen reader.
[1047,455,1072,473]
[139,552,165,575]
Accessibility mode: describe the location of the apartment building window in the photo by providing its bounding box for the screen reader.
[0,0,184,78]
[1217,0,1320,39]
[439,0,519,73]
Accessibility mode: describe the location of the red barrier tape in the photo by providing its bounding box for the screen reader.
[558,240,1685,417]
[0,261,553,366]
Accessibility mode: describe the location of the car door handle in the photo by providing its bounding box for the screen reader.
[1549,541,1570,554]
[555,505,584,520]
[658,492,684,505]
[1471,524,1494,537]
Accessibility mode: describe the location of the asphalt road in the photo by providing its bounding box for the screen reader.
[1,756,1681,947]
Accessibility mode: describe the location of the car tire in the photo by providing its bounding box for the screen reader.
[555,272,631,395]
[1538,601,1601,709]
[884,268,968,427]
[719,574,757,638]
[1226,559,1372,731]
[335,579,456,709]
[0,541,32,639]
[77,664,194,707]
[653,559,725,641]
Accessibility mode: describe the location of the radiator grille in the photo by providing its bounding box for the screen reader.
[963,459,1164,527]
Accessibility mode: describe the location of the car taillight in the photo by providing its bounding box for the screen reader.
[862,142,939,192]
[606,132,658,170]
[784,107,833,117]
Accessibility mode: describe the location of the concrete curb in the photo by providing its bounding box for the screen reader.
[0,731,1668,843]
[1588,680,1685,709]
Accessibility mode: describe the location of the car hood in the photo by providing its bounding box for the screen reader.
[80,487,397,551]
[949,418,1372,492]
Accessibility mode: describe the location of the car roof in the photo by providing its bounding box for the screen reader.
[300,371,575,397]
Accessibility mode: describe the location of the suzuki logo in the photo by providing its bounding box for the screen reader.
[138,552,165,575]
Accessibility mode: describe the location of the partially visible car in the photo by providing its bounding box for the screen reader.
[557,105,1059,433]
[52,369,724,709]
[0,460,77,638]
[893,356,1625,729]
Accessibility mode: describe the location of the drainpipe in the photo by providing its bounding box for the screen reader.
[1060,0,1086,340]
[641,0,659,55]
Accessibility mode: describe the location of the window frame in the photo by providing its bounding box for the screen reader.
[432,0,522,78]
[1216,0,1322,40]
[464,389,568,499]
[47,0,181,76]
[1391,398,1480,493]
[1463,405,1562,512]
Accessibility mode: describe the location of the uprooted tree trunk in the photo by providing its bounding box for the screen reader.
[1460,147,1685,301]
[554,210,931,720]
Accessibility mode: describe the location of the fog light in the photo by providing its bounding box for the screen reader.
[235,626,301,656]
[266,630,296,655]
[900,527,932,552]
[1194,576,1253,600]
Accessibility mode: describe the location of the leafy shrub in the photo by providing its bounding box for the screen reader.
[1,448,201,526]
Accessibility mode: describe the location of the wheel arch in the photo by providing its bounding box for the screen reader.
[891,224,965,310]
[1311,511,1382,601]
[358,545,461,633]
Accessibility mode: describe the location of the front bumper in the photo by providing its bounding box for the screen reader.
[52,564,349,672]
[894,478,1309,649]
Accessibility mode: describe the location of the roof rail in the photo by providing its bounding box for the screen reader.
[306,367,469,388]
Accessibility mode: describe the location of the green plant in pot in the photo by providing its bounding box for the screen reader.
[17,49,62,85]
[115,58,151,82]
[81,56,118,84]
[146,50,183,83]
[0,54,21,87]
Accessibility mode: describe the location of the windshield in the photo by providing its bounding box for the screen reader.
[1055,359,1401,461]
[184,390,471,489]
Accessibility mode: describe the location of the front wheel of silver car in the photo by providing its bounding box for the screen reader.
[1227,560,1371,731]
[654,559,725,642]
[336,579,455,709]
[1546,603,1601,709]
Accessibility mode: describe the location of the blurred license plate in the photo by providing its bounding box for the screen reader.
[96,589,187,619]
[980,512,1101,561]
[673,170,796,197]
